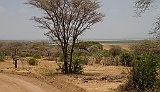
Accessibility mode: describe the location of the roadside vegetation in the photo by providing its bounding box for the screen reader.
[119,40,160,92]
[0,40,159,91]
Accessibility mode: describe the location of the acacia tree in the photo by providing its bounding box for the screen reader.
[135,0,160,39]
[27,0,104,73]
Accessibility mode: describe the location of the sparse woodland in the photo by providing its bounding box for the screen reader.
[0,0,160,92]
[0,40,160,91]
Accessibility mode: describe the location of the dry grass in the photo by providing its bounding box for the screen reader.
[67,65,130,92]
[0,57,130,92]
[102,43,131,51]
[33,60,58,76]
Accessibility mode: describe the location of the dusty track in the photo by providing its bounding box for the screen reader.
[0,73,60,92]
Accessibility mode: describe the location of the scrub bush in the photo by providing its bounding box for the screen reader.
[28,58,38,65]
[120,53,159,91]
[120,52,133,66]
[0,52,5,61]
[33,54,41,59]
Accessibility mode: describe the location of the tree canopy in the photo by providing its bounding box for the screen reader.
[27,0,105,73]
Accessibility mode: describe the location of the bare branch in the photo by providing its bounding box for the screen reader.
[149,16,160,39]
[135,0,154,16]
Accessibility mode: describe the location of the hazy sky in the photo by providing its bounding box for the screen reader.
[0,0,160,40]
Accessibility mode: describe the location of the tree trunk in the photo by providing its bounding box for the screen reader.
[63,46,68,74]
[13,49,18,68]
[15,60,17,68]
[69,38,76,73]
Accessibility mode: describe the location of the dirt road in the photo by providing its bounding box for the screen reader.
[0,73,61,92]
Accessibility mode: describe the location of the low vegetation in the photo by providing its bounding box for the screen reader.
[0,40,159,91]
[0,52,5,61]
[134,53,159,91]
[120,53,159,91]
[131,40,160,57]
[109,45,122,57]
[28,58,38,65]
[120,40,160,92]
[120,52,133,67]
[33,54,41,59]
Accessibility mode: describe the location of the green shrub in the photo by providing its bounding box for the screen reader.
[33,54,41,59]
[72,58,83,74]
[101,50,110,58]
[58,53,83,74]
[28,58,38,65]
[77,56,88,65]
[21,53,31,57]
[121,53,159,91]
[0,52,5,61]
[120,52,133,66]
[134,53,159,90]
[156,80,160,91]
[109,45,122,57]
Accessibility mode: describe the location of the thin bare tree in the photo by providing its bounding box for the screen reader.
[135,0,160,39]
[149,16,160,39]
[26,0,105,73]
[2,42,23,68]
